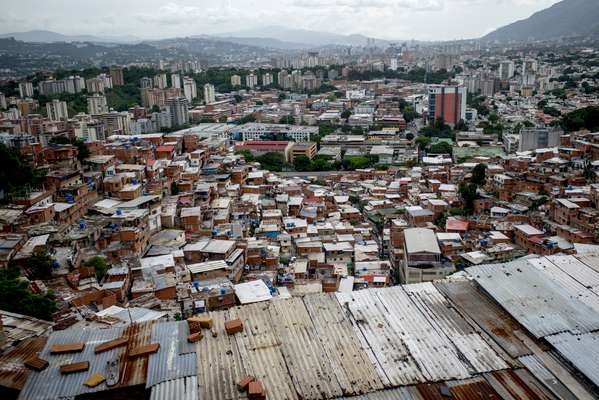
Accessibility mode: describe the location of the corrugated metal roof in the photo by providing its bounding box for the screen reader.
[468,259,599,338]
[146,321,196,388]
[229,303,299,400]
[403,282,508,374]
[303,293,384,395]
[484,369,555,400]
[196,311,248,400]
[150,376,198,400]
[268,297,343,399]
[18,326,125,400]
[339,386,416,400]
[434,280,532,359]
[528,257,599,313]
[337,288,427,386]
[117,321,155,388]
[545,331,599,389]
[0,336,47,390]
[370,286,473,382]
[0,310,53,347]
[518,355,579,400]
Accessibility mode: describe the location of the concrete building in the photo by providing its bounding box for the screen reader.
[231,75,241,87]
[166,97,189,127]
[519,128,560,152]
[401,228,454,283]
[427,84,467,127]
[154,73,168,89]
[183,77,197,102]
[171,73,181,89]
[18,82,34,98]
[262,73,274,86]
[45,99,68,121]
[203,83,215,104]
[499,60,515,80]
[245,73,257,88]
[109,66,124,86]
[87,95,108,115]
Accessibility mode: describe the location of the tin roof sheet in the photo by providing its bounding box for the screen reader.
[467,259,599,338]
[545,331,599,389]
[146,321,196,388]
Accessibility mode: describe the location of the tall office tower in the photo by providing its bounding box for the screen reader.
[245,73,257,89]
[46,99,69,121]
[262,73,273,86]
[154,73,168,89]
[427,84,467,127]
[389,58,398,71]
[18,82,34,98]
[183,77,197,102]
[140,77,153,89]
[110,66,124,86]
[203,84,215,104]
[87,95,108,115]
[86,78,105,94]
[171,73,181,89]
[231,75,242,87]
[166,97,189,127]
[499,60,515,80]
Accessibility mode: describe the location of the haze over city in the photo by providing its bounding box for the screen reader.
[2,0,561,41]
[2,1,599,399]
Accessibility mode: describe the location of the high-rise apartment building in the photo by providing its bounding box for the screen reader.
[171,73,181,89]
[166,97,189,127]
[499,61,515,80]
[262,73,273,86]
[86,78,105,94]
[427,84,467,126]
[109,66,124,86]
[0,92,6,109]
[46,99,69,121]
[18,82,34,98]
[183,77,197,102]
[140,77,153,89]
[245,74,257,88]
[203,84,215,104]
[87,95,108,115]
[231,75,241,87]
[154,74,168,89]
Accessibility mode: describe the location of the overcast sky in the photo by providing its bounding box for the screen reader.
[1,0,561,41]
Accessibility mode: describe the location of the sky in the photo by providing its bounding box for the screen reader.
[0,0,562,41]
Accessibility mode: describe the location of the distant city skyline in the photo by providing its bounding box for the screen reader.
[1,0,561,42]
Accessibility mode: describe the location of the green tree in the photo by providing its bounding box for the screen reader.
[415,136,431,150]
[256,152,286,172]
[0,143,44,198]
[471,163,487,186]
[459,182,478,214]
[429,141,453,155]
[279,115,295,125]
[293,155,312,171]
[171,181,180,195]
[235,149,255,162]
[0,267,57,321]
[341,109,352,119]
[85,256,109,281]
[28,249,55,280]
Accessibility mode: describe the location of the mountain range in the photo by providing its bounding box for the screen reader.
[484,0,599,42]
[0,30,141,44]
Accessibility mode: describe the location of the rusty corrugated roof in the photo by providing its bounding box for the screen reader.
[0,336,47,390]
